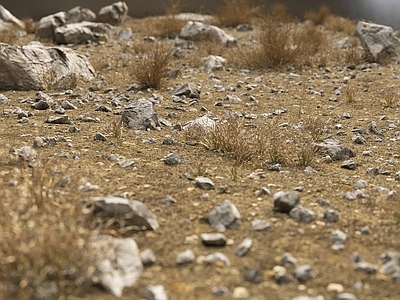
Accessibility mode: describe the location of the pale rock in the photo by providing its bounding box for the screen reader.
[66,6,96,24]
[36,11,67,40]
[55,21,112,44]
[97,1,128,26]
[0,5,25,29]
[201,55,226,72]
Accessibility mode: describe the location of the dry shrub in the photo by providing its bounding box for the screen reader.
[267,3,293,23]
[304,5,331,25]
[0,166,93,299]
[22,18,38,34]
[323,15,356,35]
[295,141,319,168]
[131,42,174,89]
[215,0,259,27]
[0,25,17,44]
[303,116,325,141]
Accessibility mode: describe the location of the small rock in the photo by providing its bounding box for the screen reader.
[94,132,107,141]
[172,82,200,99]
[316,198,331,206]
[244,268,262,284]
[208,200,240,231]
[273,191,300,213]
[162,195,177,204]
[163,153,185,166]
[232,287,249,299]
[251,219,270,231]
[200,233,227,246]
[282,252,298,266]
[140,249,157,266]
[176,249,195,265]
[330,230,348,244]
[337,293,358,300]
[235,238,252,257]
[211,286,229,297]
[341,160,356,170]
[355,261,379,274]
[205,252,231,266]
[323,209,339,223]
[257,186,270,196]
[143,285,168,300]
[327,283,344,293]
[289,205,315,222]
[195,176,215,190]
[45,115,71,124]
[294,265,315,282]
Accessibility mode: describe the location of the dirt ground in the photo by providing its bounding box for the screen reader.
[1,14,400,300]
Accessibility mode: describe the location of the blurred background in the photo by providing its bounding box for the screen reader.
[2,0,400,28]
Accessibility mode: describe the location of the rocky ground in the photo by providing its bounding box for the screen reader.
[1,3,400,300]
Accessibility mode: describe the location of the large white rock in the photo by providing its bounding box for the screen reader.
[0,5,25,30]
[97,1,128,26]
[55,21,112,44]
[36,11,67,40]
[91,235,143,297]
[178,21,237,47]
[66,6,96,24]
[0,42,95,90]
[357,21,400,61]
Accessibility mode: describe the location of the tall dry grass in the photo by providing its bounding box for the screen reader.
[215,0,259,27]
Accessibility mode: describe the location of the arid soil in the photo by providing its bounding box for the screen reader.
[1,13,400,300]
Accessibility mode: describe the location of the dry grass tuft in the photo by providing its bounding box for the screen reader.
[304,5,331,25]
[303,116,325,141]
[323,15,356,35]
[215,0,259,27]
[130,42,174,89]
[0,166,93,299]
[22,18,38,34]
[295,141,319,168]
[0,25,17,44]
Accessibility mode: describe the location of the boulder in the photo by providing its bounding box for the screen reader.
[91,235,143,297]
[55,21,112,44]
[314,138,356,161]
[0,42,95,90]
[178,21,237,47]
[36,11,67,40]
[89,195,159,231]
[122,99,160,130]
[357,21,400,62]
[0,5,25,30]
[66,6,96,24]
[201,55,226,72]
[97,1,128,26]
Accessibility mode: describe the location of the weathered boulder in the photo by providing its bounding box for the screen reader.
[201,55,226,72]
[0,42,95,90]
[178,21,237,47]
[55,21,112,44]
[0,5,25,30]
[314,138,356,161]
[36,11,67,40]
[91,235,143,297]
[357,21,400,62]
[89,195,159,231]
[97,1,128,26]
[122,99,160,130]
[66,6,96,24]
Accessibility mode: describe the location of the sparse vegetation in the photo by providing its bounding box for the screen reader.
[215,0,259,27]
[304,5,331,25]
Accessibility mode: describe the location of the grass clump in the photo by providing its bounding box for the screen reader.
[215,0,259,27]
[0,166,93,299]
[295,141,319,168]
[131,42,174,89]
[304,5,331,25]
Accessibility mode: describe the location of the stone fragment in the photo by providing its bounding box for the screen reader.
[66,6,96,24]
[89,196,159,231]
[211,286,229,297]
[176,249,195,265]
[208,200,240,231]
[323,209,339,223]
[232,287,249,298]
[36,11,67,40]
[291,297,324,300]
[314,138,355,161]
[163,153,185,166]
[316,198,331,206]
[327,283,344,293]
[140,249,156,266]
[235,238,252,257]
[244,268,262,284]
[179,21,237,47]
[55,21,111,44]
[0,5,25,29]
[273,191,300,213]
[294,265,315,282]
[17,145,38,167]
[352,135,368,145]
[341,160,356,170]
[91,235,142,297]
[0,42,95,90]
[172,82,200,99]
[289,205,315,222]
[251,219,270,231]
[206,252,231,266]
[337,293,358,300]
[94,133,107,141]
[195,176,215,190]
[143,285,168,300]
[61,100,77,110]
[355,261,379,274]
[330,230,348,245]
[45,115,71,124]
[201,55,226,72]
[122,99,160,130]
[200,233,227,246]
[97,1,128,26]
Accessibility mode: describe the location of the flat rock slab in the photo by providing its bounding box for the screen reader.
[0,42,95,90]
[89,196,159,231]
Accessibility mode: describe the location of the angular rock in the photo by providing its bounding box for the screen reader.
[66,6,96,24]
[143,285,168,300]
[355,261,379,274]
[91,235,142,297]
[172,82,200,99]
[195,176,215,190]
[357,21,400,62]
[244,268,262,284]
[205,252,231,266]
[0,42,95,90]
[0,5,25,29]
[211,286,229,297]
[89,196,159,231]
[294,265,315,282]
[323,209,339,223]
[341,160,356,170]
[289,205,315,222]
[235,238,252,257]
[17,145,38,167]
[200,232,227,246]
[45,115,71,124]
[176,249,195,265]
[282,252,298,266]
[291,297,324,300]
[330,230,348,245]
[163,152,185,166]
[55,21,111,44]
[337,293,358,300]
[97,1,128,26]
[122,99,160,130]
[201,55,226,72]
[94,132,107,141]
[36,11,67,40]
[140,249,157,266]
[314,138,355,161]
[178,21,237,47]
[273,191,300,213]
[208,199,240,231]
[251,219,270,231]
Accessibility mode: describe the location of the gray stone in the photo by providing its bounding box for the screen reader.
[201,55,226,72]
[176,249,195,265]
[55,21,112,44]
[205,252,231,266]
[0,42,95,90]
[66,6,96,24]
[352,135,368,145]
[294,265,315,282]
[235,238,252,257]
[94,132,107,141]
[395,171,400,181]
[291,297,324,300]
[244,268,263,284]
[289,205,315,222]
[89,195,159,231]
[163,153,185,166]
[355,261,379,274]
[195,176,215,190]
[211,286,229,297]
[61,100,77,110]
[257,187,270,196]
[323,209,339,223]
[316,198,330,206]
[337,293,357,300]
[122,99,160,130]
[282,252,298,266]
[314,138,355,161]
[357,21,400,62]
[45,115,71,124]
[36,12,67,40]
[91,235,143,297]
[251,219,270,231]
[97,1,128,26]
[341,160,356,170]
[172,82,200,99]
[0,93,8,104]
[17,145,38,167]
[162,195,177,204]
[178,21,237,47]
[183,115,215,131]
[200,233,227,246]
[273,191,300,213]
[208,200,240,231]
[333,37,350,49]
[330,230,348,244]
[143,285,168,300]
[0,5,25,29]
[140,249,156,266]
[275,270,294,285]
